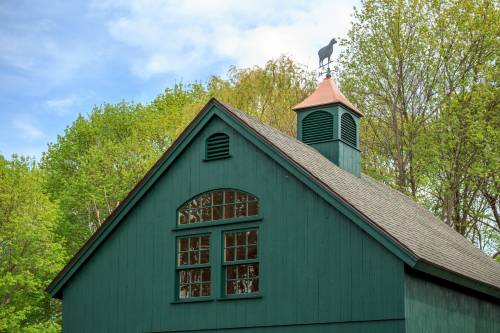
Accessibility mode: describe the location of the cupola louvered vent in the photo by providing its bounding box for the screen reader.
[341,113,357,147]
[302,111,333,144]
[206,133,230,160]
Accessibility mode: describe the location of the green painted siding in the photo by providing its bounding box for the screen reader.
[61,114,405,332]
[405,270,500,333]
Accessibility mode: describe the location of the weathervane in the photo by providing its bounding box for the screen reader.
[318,38,337,77]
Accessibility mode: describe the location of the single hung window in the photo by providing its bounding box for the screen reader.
[177,235,211,299]
[223,230,259,295]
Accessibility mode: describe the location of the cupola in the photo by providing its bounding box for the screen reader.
[293,75,363,176]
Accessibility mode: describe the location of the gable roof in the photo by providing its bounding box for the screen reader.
[293,76,363,116]
[47,98,500,300]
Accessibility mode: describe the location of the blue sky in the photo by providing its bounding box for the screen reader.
[0,0,358,159]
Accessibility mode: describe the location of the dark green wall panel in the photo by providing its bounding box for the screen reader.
[62,114,404,332]
[405,271,500,333]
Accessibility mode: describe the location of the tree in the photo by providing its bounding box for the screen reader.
[339,0,499,255]
[41,84,206,254]
[0,156,65,332]
[208,55,317,136]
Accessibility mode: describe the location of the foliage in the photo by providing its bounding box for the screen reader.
[339,0,499,255]
[1,3,499,329]
[0,156,65,332]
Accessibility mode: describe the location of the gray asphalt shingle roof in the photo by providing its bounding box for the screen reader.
[220,100,500,290]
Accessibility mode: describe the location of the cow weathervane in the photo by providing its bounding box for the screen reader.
[318,38,337,77]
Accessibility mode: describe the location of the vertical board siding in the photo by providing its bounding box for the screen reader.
[405,271,500,333]
[61,116,405,332]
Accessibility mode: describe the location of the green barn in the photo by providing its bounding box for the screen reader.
[47,76,500,333]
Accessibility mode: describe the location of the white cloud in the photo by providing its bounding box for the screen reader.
[93,0,358,79]
[13,119,45,141]
[45,95,78,115]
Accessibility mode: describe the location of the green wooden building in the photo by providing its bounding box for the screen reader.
[47,77,500,332]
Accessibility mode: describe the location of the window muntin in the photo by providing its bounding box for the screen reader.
[223,230,259,296]
[177,235,211,299]
[178,190,259,225]
[178,235,210,266]
[226,264,259,295]
[179,268,211,298]
[224,230,258,261]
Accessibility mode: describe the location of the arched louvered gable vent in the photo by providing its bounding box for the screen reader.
[206,133,230,160]
[341,113,357,147]
[302,111,333,144]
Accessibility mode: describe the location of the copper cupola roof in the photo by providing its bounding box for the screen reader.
[293,76,363,117]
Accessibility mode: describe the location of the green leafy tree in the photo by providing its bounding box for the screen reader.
[0,155,65,332]
[339,0,499,254]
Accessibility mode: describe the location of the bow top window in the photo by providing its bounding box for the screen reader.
[178,190,259,225]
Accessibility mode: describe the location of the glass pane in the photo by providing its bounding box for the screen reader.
[226,280,236,294]
[225,248,235,261]
[247,201,258,216]
[247,194,257,201]
[189,198,201,209]
[201,283,210,296]
[201,236,210,248]
[179,238,189,251]
[236,192,247,203]
[237,280,246,294]
[250,278,259,292]
[180,284,189,299]
[235,202,247,217]
[201,268,211,282]
[225,233,235,247]
[226,266,237,279]
[178,252,188,265]
[224,191,235,204]
[248,230,257,244]
[191,284,200,297]
[213,191,223,205]
[212,205,223,220]
[189,237,200,250]
[189,251,199,265]
[179,210,189,224]
[236,246,246,260]
[189,209,201,223]
[224,204,234,219]
[238,265,248,278]
[237,232,246,246]
[201,207,211,221]
[248,264,259,278]
[200,250,209,264]
[180,270,189,284]
[247,245,257,259]
[191,269,201,282]
[201,193,212,207]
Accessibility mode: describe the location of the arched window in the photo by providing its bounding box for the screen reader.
[205,133,230,160]
[178,190,259,225]
[341,113,357,147]
[176,189,260,300]
[302,111,333,144]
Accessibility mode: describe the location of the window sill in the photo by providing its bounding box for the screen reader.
[173,216,262,231]
[171,297,214,304]
[217,294,262,301]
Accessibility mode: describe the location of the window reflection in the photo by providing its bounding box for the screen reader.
[178,190,258,225]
